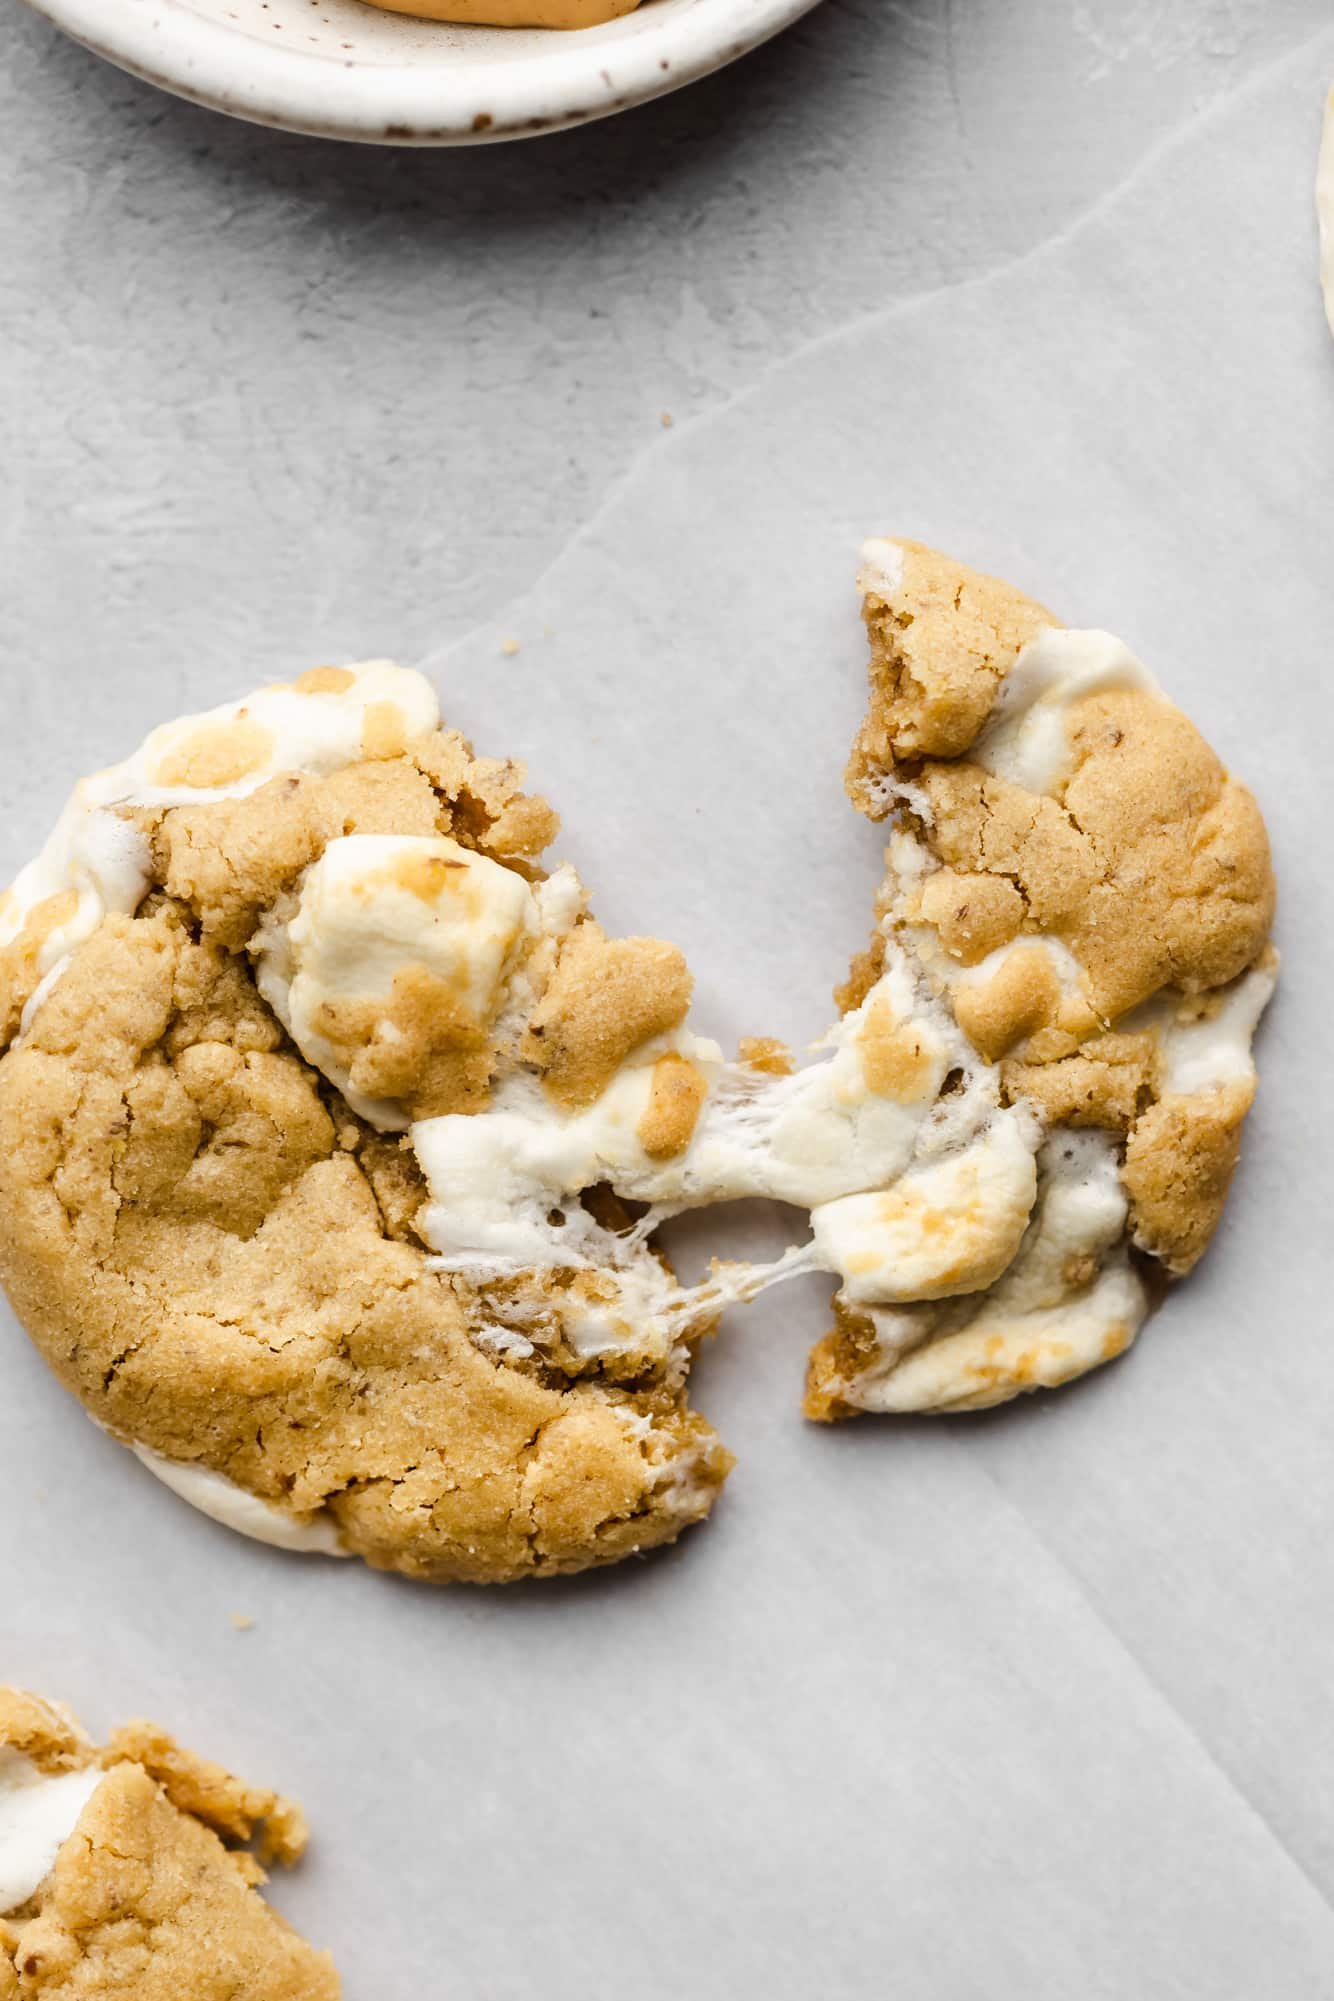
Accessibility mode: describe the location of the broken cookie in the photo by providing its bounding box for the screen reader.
[0,572,1278,1575]
[0,665,731,1582]
[806,538,1277,1414]
[0,1685,337,1998]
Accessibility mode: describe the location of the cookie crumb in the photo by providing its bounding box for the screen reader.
[738,1036,795,1078]
[500,637,521,657]
[230,1612,255,1632]
[660,411,674,428]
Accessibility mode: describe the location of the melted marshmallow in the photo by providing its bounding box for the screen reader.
[253,834,537,1129]
[0,1749,103,1914]
[1148,958,1277,1098]
[857,537,907,600]
[1,807,154,1035]
[130,1447,350,1556]
[413,976,948,1264]
[949,934,1086,1000]
[845,1130,1148,1414]
[972,628,1158,796]
[1,663,441,1029]
[810,1113,1038,1306]
[122,663,438,810]
[413,941,1040,1350]
[206,706,1060,1371]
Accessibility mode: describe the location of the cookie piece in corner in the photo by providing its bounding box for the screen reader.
[806,538,1277,1417]
[0,663,731,1584]
[0,1686,337,1999]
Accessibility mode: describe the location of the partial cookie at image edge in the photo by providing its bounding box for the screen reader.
[0,1686,338,1999]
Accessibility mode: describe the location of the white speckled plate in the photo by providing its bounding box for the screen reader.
[20,0,822,143]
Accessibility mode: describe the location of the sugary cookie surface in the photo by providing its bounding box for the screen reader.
[0,1687,336,1999]
[806,539,1276,1415]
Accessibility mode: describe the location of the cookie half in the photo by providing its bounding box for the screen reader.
[0,1686,336,1998]
[0,667,732,1582]
[805,538,1277,1414]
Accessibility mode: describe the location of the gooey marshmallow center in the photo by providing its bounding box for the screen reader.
[250,830,1042,1359]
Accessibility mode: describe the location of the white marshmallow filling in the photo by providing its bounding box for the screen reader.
[0,1749,103,1916]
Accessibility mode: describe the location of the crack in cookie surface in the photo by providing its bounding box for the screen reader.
[0,1686,336,1999]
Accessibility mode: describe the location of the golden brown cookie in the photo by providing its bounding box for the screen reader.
[805,539,1277,1416]
[0,666,730,1583]
[0,1687,337,1998]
